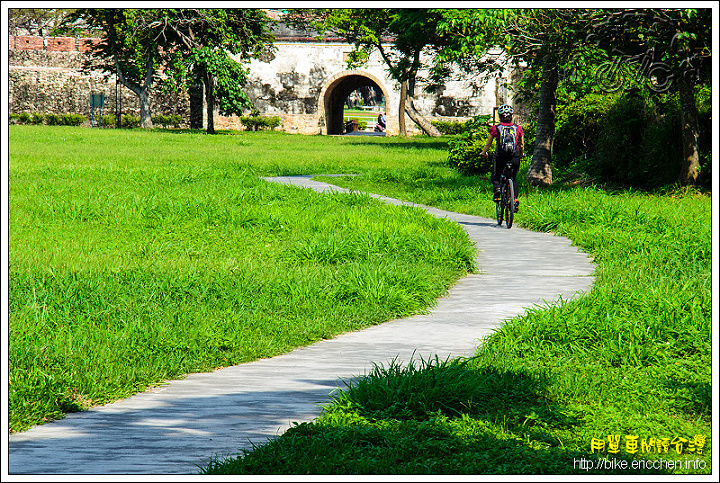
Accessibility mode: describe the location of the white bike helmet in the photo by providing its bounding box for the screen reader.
[498,104,514,116]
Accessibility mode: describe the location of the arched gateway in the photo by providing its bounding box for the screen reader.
[8,32,518,134]
[319,70,390,135]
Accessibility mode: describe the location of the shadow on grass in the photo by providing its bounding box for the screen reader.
[203,359,675,475]
[661,379,712,420]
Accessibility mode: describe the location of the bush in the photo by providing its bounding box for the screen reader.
[152,114,183,128]
[553,92,616,172]
[431,120,465,135]
[263,116,281,129]
[61,114,87,126]
[9,113,31,124]
[100,114,116,127]
[10,112,87,126]
[446,115,494,175]
[594,90,682,188]
[240,113,282,131]
[30,113,45,125]
[121,115,140,128]
[44,114,64,126]
[553,86,711,189]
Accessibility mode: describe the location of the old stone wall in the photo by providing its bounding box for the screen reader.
[8,36,190,127]
[9,34,517,134]
[242,42,514,135]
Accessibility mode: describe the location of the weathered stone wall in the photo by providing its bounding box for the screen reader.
[8,36,190,127]
[241,42,514,135]
[9,34,517,134]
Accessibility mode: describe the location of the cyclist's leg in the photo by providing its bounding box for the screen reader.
[492,155,504,201]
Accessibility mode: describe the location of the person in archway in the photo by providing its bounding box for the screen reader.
[376,111,386,132]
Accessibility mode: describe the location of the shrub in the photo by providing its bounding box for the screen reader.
[431,120,465,135]
[264,116,281,129]
[152,114,183,128]
[240,113,282,131]
[121,115,140,128]
[61,114,87,126]
[100,114,116,127]
[552,92,616,172]
[594,90,682,188]
[446,115,494,175]
[30,113,45,125]
[9,113,31,124]
[45,114,63,126]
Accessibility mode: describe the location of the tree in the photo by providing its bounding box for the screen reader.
[9,8,71,35]
[584,8,712,185]
[435,9,595,186]
[158,9,274,134]
[63,9,274,132]
[289,8,447,136]
[64,9,168,128]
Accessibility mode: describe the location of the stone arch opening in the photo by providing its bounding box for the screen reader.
[319,71,390,135]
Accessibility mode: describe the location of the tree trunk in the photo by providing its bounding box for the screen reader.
[398,80,407,137]
[115,58,153,129]
[139,54,154,129]
[405,96,441,137]
[204,71,215,134]
[189,82,204,129]
[526,57,558,187]
[677,74,700,185]
[138,89,152,129]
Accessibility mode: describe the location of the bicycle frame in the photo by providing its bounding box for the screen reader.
[495,161,515,229]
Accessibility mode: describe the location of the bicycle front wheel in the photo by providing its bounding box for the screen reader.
[505,180,514,229]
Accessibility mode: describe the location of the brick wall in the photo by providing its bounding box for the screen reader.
[9,35,99,52]
[13,35,45,50]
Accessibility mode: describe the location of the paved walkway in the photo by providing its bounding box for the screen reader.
[8,176,595,475]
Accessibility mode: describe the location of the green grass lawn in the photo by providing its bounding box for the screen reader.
[7,126,712,475]
[8,125,472,432]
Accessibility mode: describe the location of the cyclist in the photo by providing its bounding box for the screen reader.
[481,104,524,212]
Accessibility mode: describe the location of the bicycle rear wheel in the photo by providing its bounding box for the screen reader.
[505,179,514,229]
[495,193,503,225]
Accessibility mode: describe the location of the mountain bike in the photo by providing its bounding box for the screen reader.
[495,159,516,229]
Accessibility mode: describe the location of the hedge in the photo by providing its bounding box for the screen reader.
[9,112,87,126]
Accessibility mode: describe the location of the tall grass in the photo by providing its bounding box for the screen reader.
[8,126,474,432]
[205,160,712,474]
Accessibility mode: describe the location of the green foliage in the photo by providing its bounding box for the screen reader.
[430,120,465,135]
[9,113,33,125]
[97,114,116,127]
[446,115,493,175]
[30,112,45,125]
[44,114,61,126]
[239,113,282,131]
[120,115,140,128]
[61,113,87,126]
[192,46,255,117]
[552,92,618,171]
[592,91,681,188]
[151,114,183,128]
[9,112,87,126]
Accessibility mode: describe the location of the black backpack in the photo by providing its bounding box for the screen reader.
[496,124,518,157]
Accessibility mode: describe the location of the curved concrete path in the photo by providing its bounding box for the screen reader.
[7,176,595,475]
